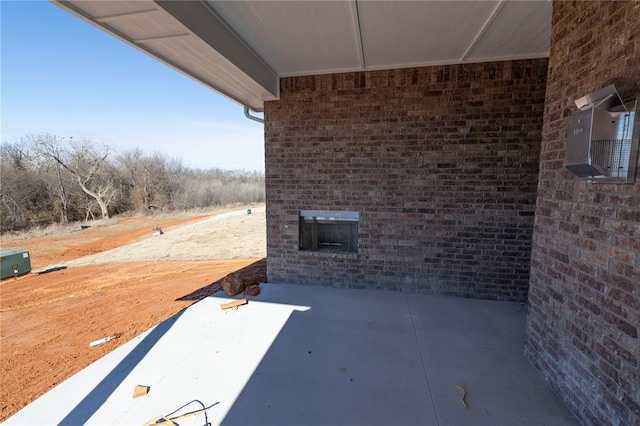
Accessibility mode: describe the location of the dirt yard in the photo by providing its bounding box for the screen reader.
[0,205,266,421]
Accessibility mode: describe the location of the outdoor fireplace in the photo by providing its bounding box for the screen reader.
[299,210,359,253]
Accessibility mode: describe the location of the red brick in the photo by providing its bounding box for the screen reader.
[266,59,546,301]
[525,1,640,425]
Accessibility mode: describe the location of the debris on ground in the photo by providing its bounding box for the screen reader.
[133,385,150,398]
[176,259,266,302]
[456,384,467,407]
[220,298,247,311]
[152,226,164,236]
[221,272,245,296]
[0,208,263,422]
[245,283,261,296]
[143,400,218,425]
[89,335,117,347]
[35,266,68,275]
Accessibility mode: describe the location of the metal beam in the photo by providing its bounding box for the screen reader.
[154,0,279,99]
[52,0,271,111]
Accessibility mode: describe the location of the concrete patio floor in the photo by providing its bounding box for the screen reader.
[5,283,578,425]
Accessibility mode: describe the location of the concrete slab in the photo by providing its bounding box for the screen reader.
[407,294,526,352]
[223,286,436,426]
[5,283,578,426]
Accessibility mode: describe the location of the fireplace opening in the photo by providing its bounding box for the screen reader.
[299,210,359,253]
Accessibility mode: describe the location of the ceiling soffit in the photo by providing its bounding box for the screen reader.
[51,1,551,111]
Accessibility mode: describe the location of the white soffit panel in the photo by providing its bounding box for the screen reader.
[152,0,279,109]
[209,0,363,77]
[358,1,500,68]
[70,0,181,42]
[143,37,275,109]
[94,8,188,42]
[52,0,552,111]
[53,0,279,111]
[468,0,552,61]
[69,1,156,18]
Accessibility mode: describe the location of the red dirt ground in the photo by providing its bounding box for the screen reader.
[0,214,266,421]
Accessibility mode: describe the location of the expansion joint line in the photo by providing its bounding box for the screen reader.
[406,294,441,425]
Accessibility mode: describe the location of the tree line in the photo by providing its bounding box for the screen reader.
[0,133,265,232]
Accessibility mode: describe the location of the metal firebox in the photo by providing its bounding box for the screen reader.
[299,210,359,253]
[566,85,639,183]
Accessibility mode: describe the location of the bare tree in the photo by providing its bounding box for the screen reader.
[2,133,265,232]
[0,141,52,230]
[0,157,28,230]
[32,135,116,219]
[117,148,148,210]
[117,149,180,211]
[22,134,74,223]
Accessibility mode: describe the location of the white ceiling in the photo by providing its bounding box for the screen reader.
[52,0,552,112]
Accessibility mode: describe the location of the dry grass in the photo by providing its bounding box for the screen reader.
[0,203,258,244]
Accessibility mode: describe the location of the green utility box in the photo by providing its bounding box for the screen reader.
[0,250,32,279]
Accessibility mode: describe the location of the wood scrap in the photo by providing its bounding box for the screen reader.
[220,298,247,310]
[133,385,150,398]
[245,283,261,296]
[456,385,467,407]
[221,273,245,296]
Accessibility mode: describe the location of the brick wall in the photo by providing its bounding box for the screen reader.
[264,59,547,300]
[525,1,640,425]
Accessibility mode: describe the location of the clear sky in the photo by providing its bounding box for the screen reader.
[1,0,265,172]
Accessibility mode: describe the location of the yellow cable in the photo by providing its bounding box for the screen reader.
[167,407,210,421]
[141,406,211,425]
[141,415,176,425]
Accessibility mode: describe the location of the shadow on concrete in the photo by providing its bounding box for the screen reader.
[219,285,579,426]
[58,309,186,425]
[220,286,438,425]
